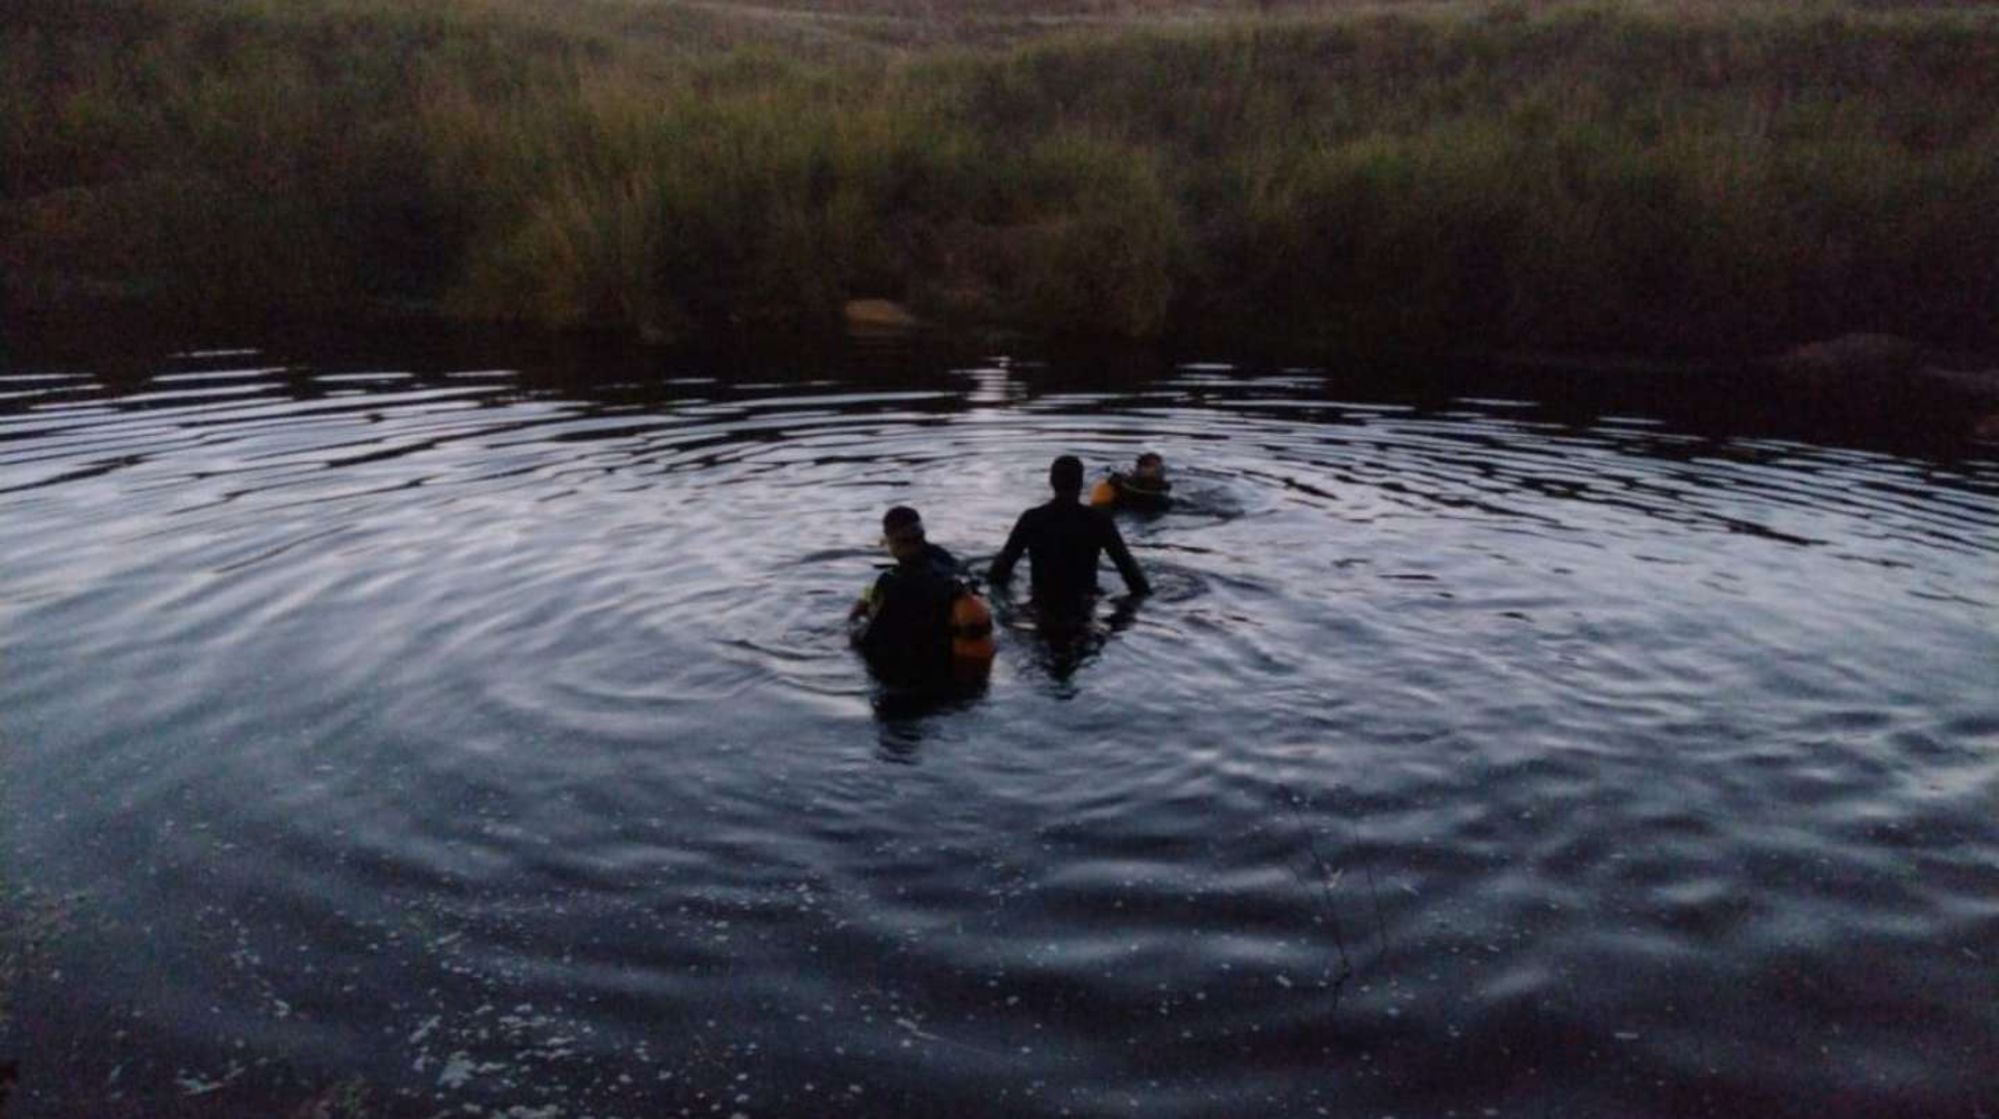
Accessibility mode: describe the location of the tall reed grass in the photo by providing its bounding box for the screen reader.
[7,0,1997,353]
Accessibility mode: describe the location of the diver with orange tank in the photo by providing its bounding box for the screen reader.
[1090,451,1172,512]
[849,506,994,685]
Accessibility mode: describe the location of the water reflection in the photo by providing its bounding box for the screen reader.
[996,591,1148,689]
[871,681,990,760]
[1,334,1996,1118]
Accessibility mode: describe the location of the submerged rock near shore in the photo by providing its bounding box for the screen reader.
[843,298,925,335]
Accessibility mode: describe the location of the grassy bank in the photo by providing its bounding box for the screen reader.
[6,0,1998,354]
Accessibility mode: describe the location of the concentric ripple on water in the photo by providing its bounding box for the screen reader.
[2,341,1995,1117]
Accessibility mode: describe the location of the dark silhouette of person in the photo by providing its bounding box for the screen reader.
[989,455,1151,606]
[850,506,975,684]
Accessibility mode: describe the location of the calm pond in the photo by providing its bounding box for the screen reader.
[2,333,1994,1117]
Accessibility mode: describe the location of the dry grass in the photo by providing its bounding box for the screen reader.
[7,0,1998,353]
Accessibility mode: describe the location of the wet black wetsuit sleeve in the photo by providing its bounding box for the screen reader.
[1100,514,1150,595]
[989,511,1031,586]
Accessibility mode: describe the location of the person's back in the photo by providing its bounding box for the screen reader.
[996,500,1124,601]
[853,507,990,685]
[857,540,961,680]
[990,455,1150,605]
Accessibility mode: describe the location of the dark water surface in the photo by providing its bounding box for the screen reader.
[2,335,1995,1118]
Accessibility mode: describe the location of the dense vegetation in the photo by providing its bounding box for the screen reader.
[6,0,1997,354]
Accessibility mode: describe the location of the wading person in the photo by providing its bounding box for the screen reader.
[850,506,993,684]
[1090,450,1173,511]
[990,455,1151,606]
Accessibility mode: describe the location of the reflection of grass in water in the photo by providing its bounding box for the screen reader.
[6,0,1998,353]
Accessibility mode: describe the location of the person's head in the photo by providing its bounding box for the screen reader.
[1134,451,1165,482]
[882,505,926,560]
[1049,455,1084,497]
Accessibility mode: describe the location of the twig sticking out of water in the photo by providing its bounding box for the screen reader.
[1352,807,1393,969]
[1282,786,1356,1003]
[1282,784,1397,993]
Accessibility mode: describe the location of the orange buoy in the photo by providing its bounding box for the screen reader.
[1089,478,1119,507]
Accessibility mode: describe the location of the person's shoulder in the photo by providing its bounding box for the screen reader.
[866,569,898,605]
[1085,502,1125,535]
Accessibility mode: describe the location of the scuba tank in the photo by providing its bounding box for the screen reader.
[949,586,996,679]
[1091,472,1172,510]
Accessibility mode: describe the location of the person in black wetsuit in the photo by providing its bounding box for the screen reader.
[989,455,1151,605]
[850,506,967,682]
